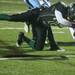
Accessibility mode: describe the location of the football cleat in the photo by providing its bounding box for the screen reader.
[16,32,24,47]
[57,48,65,52]
[16,42,20,47]
[50,47,65,52]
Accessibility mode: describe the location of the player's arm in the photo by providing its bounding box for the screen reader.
[55,9,72,27]
[0,12,30,22]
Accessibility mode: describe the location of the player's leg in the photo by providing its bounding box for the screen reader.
[16,32,24,47]
[31,23,37,41]
[48,26,60,50]
[16,32,35,49]
[34,24,47,50]
[16,29,46,50]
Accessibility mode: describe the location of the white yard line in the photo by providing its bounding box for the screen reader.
[0,27,23,30]
[0,57,36,60]
[66,55,75,58]
[0,11,25,14]
[53,32,64,34]
[0,27,65,34]
[52,27,68,29]
[0,27,68,30]
[0,1,23,4]
[0,58,9,60]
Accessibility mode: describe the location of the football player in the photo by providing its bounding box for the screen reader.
[1,1,73,51]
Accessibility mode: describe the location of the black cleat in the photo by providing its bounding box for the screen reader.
[50,47,65,52]
[16,32,24,47]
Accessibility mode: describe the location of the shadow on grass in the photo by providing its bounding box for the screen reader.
[1,55,68,61]
[57,41,75,46]
[0,40,68,60]
[1,40,75,60]
[0,40,36,57]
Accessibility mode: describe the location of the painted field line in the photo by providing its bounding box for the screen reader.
[0,28,23,30]
[0,27,67,30]
[0,58,9,60]
[0,27,69,30]
[0,57,35,60]
[0,27,65,34]
[66,55,75,58]
[53,32,64,34]
[0,1,23,4]
[0,11,25,13]
[52,27,68,29]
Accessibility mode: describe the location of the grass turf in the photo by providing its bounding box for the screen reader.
[0,0,75,75]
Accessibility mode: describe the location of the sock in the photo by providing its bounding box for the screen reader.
[23,36,35,49]
[29,40,35,49]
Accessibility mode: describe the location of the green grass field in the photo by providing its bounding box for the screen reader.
[0,0,75,75]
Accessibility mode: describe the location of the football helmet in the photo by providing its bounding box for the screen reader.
[69,3,75,21]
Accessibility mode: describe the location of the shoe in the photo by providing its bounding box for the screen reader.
[16,43,20,47]
[57,48,65,52]
[50,47,65,52]
[50,47,60,51]
[16,32,24,47]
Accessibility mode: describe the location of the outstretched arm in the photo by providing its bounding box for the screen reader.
[0,11,31,22]
[0,8,41,23]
